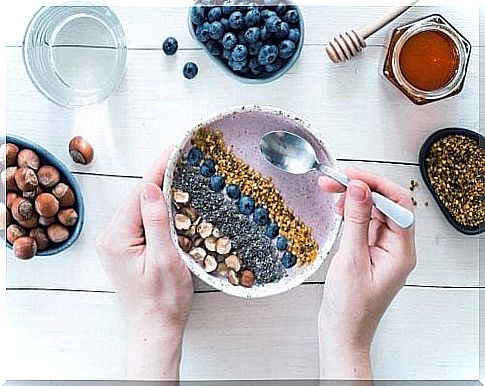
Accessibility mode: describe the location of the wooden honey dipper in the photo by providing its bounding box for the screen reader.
[326,2,418,63]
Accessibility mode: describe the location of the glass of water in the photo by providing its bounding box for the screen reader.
[23,4,127,108]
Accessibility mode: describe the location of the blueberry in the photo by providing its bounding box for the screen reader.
[260,26,271,41]
[231,44,248,61]
[209,175,225,192]
[208,7,222,22]
[209,21,225,40]
[200,160,216,177]
[229,58,248,71]
[265,58,283,73]
[266,15,282,33]
[274,21,289,39]
[190,4,206,26]
[284,9,299,25]
[220,17,229,30]
[237,30,247,44]
[248,41,263,56]
[223,48,232,60]
[226,184,241,199]
[265,223,280,239]
[278,39,296,59]
[162,37,178,56]
[187,147,203,166]
[222,0,237,15]
[253,207,270,226]
[238,196,255,215]
[261,10,276,21]
[222,32,238,49]
[229,11,245,30]
[183,62,199,79]
[206,40,222,56]
[288,28,301,43]
[257,44,278,65]
[276,236,288,251]
[196,22,211,42]
[281,252,297,269]
[245,9,261,27]
[275,4,287,15]
[244,27,261,44]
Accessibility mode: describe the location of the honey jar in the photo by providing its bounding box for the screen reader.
[384,14,471,105]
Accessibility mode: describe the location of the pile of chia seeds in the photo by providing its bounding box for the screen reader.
[173,163,285,284]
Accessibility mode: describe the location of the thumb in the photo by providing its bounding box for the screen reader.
[341,180,372,254]
[140,182,172,262]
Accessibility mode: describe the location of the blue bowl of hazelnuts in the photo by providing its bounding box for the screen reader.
[4,135,85,259]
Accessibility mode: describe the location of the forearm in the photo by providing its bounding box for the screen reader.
[127,321,184,381]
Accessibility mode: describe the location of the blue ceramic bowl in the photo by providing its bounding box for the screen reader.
[6,135,85,256]
[188,2,305,84]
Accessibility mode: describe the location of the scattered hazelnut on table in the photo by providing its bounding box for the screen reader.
[17,149,40,170]
[37,165,60,188]
[7,224,26,244]
[57,208,78,227]
[47,223,70,243]
[11,197,34,222]
[35,193,60,218]
[13,237,37,260]
[15,167,38,191]
[29,227,50,251]
[69,136,94,165]
[52,183,76,207]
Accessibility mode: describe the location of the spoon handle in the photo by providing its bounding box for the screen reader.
[317,164,414,229]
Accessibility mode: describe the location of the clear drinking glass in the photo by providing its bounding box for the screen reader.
[23,4,127,108]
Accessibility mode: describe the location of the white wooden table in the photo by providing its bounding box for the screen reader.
[5,4,483,381]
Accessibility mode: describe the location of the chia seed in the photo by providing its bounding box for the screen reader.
[173,163,286,284]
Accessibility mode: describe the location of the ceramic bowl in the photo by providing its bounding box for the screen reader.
[6,135,85,255]
[163,106,342,298]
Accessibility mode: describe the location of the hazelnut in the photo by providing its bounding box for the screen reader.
[22,186,43,200]
[2,167,18,191]
[181,206,198,222]
[17,149,40,170]
[174,213,191,231]
[52,183,76,207]
[39,216,56,227]
[197,221,214,238]
[15,167,38,191]
[35,193,60,217]
[1,143,19,166]
[0,202,6,230]
[216,237,232,255]
[47,224,70,243]
[189,247,207,261]
[225,254,242,272]
[217,262,228,276]
[11,197,34,221]
[6,192,19,209]
[173,189,190,204]
[7,224,26,244]
[193,237,204,248]
[13,236,37,260]
[69,136,94,165]
[227,270,240,286]
[177,235,192,252]
[204,255,218,273]
[37,165,60,188]
[240,270,255,288]
[212,227,222,238]
[29,227,50,251]
[204,236,217,252]
[17,214,39,229]
[180,225,196,238]
[57,208,78,227]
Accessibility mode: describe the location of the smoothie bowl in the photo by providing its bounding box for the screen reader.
[163,106,341,298]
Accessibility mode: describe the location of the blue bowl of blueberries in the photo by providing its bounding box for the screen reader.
[189,0,304,83]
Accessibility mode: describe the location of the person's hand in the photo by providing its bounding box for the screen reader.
[96,148,193,380]
[318,168,416,380]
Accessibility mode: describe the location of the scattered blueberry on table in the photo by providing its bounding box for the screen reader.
[189,0,303,80]
[162,37,178,55]
[183,62,199,79]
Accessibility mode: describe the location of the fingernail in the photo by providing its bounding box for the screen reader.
[349,183,367,202]
[143,183,160,202]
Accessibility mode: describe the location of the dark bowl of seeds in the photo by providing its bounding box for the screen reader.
[419,128,484,235]
[163,106,342,298]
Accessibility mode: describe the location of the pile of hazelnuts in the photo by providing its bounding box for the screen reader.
[2,141,86,260]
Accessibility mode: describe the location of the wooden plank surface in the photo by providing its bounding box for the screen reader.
[6,161,481,291]
[5,286,480,380]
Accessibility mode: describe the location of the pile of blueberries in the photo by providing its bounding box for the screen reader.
[190,0,303,80]
[187,146,297,269]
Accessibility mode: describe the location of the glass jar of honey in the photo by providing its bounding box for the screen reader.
[384,14,471,105]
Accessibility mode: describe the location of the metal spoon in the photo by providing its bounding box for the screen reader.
[259,131,414,229]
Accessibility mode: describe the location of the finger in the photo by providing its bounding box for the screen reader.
[341,180,373,259]
[318,176,346,193]
[143,145,174,186]
[140,183,174,266]
[335,193,346,216]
